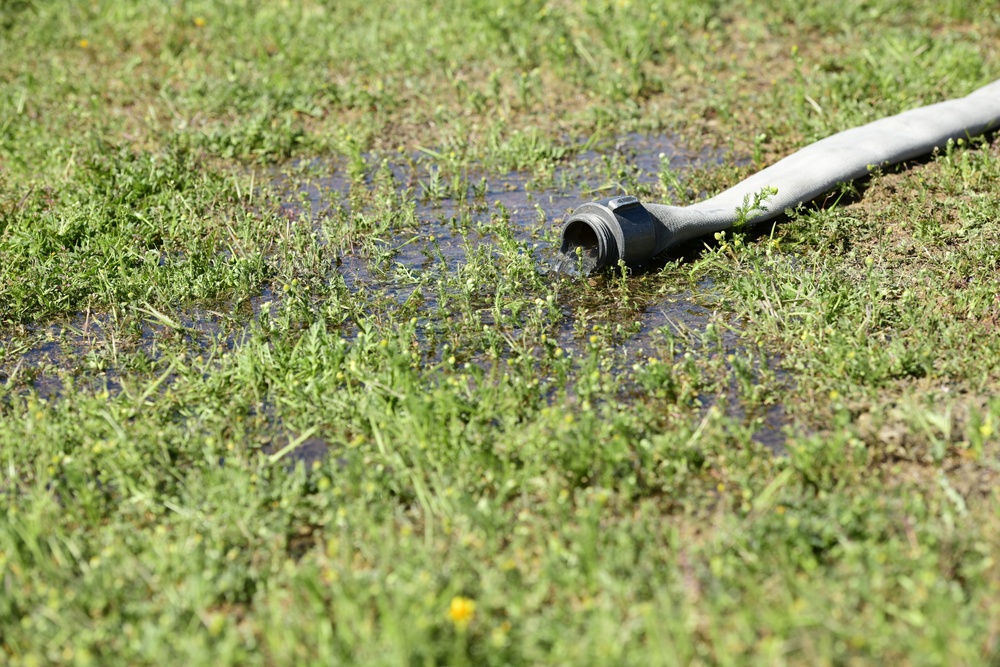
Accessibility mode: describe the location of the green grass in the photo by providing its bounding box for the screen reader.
[3,0,1000,664]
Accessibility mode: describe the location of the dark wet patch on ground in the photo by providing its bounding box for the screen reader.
[271,134,732,322]
[263,432,343,470]
[0,292,277,399]
[2,133,794,453]
[594,289,789,454]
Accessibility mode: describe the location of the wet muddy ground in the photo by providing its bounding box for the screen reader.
[2,133,790,454]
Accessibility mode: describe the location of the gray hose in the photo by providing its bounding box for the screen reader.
[559,78,1000,272]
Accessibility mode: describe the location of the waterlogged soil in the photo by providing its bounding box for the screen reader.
[275,133,731,315]
[0,292,277,399]
[3,133,791,454]
[270,133,789,458]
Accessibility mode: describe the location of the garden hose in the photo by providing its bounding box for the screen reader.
[559,79,1000,272]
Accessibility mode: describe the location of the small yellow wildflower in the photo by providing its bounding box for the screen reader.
[448,596,476,628]
[194,17,207,27]
[78,39,89,49]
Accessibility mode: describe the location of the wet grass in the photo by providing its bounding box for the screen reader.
[2,1,1000,664]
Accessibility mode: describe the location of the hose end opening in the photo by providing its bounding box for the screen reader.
[558,196,658,274]
[558,217,609,274]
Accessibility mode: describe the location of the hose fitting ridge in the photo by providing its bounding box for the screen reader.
[558,195,661,273]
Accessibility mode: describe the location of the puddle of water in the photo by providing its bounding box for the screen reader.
[599,290,789,454]
[269,135,728,332]
[751,403,788,452]
[0,293,276,399]
[3,134,793,454]
[263,433,345,470]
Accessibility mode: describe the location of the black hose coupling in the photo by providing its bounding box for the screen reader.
[558,195,660,273]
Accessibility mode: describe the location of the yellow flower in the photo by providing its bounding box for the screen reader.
[78,39,89,49]
[447,596,476,628]
[194,17,207,27]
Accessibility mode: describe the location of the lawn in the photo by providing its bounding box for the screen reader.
[2,1,1000,664]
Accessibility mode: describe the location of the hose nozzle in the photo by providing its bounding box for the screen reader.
[558,195,660,273]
